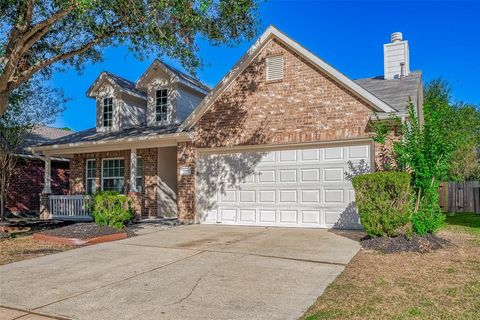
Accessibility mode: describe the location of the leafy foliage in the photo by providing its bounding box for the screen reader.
[0,77,66,219]
[90,191,134,230]
[352,172,411,237]
[0,0,260,115]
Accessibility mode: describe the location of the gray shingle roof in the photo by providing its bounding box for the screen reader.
[18,126,74,155]
[161,62,211,92]
[36,124,181,147]
[354,71,422,113]
[103,72,147,98]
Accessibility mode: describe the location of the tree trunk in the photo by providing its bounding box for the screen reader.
[0,90,9,117]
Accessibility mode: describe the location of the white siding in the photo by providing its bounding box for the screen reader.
[176,84,205,122]
[384,41,410,80]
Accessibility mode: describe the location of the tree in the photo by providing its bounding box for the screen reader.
[0,0,259,115]
[0,76,66,220]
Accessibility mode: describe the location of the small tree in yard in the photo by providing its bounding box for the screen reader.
[0,0,259,116]
[0,78,66,220]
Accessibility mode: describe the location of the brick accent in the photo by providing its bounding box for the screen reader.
[6,158,69,214]
[177,141,196,221]
[176,39,381,221]
[39,193,51,219]
[69,148,158,218]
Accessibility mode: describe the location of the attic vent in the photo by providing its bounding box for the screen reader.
[266,55,284,81]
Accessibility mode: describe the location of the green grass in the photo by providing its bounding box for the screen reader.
[443,212,480,236]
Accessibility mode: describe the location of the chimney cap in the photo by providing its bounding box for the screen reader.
[391,32,403,43]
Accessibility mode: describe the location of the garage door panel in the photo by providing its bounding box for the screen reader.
[239,209,256,223]
[301,189,321,203]
[197,144,369,228]
[301,168,320,182]
[323,167,344,182]
[259,209,276,223]
[279,189,297,203]
[259,190,276,203]
[279,210,298,223]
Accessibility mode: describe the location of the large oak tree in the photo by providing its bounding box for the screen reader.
[0,0,259,115]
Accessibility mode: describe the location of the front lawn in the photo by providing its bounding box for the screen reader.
[303,213,480,320]
[0,234,74,265]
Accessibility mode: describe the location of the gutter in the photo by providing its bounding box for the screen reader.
[31,131,192,155]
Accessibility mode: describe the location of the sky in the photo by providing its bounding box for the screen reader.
[51,0,480,131]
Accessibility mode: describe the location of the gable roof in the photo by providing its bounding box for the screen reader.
[178,25,396,132]
[136,60,210,94]
[86,71,147,99]
[355,71,422,114]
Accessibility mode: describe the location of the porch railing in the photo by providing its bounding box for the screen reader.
[49,195,92,220]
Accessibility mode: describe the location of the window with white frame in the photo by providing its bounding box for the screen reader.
[102,158,125,193]
[155,89,168,122]
[136,157,143,193]
[86,159,96,194]
[103,97,113,127]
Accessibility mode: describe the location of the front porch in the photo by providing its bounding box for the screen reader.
[38,146,180,221]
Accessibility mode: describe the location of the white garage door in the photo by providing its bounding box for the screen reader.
[196,144,370,228]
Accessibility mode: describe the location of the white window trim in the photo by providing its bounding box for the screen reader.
[102,97,114,128]
[101,157,125,193]
[155,88,169,123]
[135,156,143,193]
[85,159,96,194]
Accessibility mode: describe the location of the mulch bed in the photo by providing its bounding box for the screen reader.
[361,234,450,253]
[40,223,125,240]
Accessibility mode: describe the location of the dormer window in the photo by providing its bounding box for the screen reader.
[103,97,113,127]
[156,89,168,122]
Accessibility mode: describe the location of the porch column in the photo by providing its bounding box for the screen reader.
[130,148,137,192]
[42,155,52,194]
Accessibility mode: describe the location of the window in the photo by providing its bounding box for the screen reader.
[103,97,113,127]
[266,55,284,81]
[136,157,143,193]
[155,89,168,122]
[86,159,96,194]
[102,159,125,193]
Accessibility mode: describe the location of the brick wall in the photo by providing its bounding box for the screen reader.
[176,39,380,221]
[7,158,69,213]
[177,142,195,221]
[69,148,158,218]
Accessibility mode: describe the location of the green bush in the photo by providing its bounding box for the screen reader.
[412,190,445,235]
[90,191,134,230]
[352,172,412,237]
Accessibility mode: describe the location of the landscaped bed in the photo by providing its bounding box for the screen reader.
[303,213,480,320]
[33,222,133,246]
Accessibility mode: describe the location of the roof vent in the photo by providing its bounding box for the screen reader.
[266,55,284,81]
[391,32,403,43]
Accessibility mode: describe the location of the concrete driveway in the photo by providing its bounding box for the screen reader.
[0,225,360,320]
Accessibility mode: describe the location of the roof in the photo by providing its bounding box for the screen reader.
[136,60,210,94]
[86,72,147,99]
[355,71,422,113]
[178,25,396,132]
[36,124,182,147]
[161,62,211,92]
[18,126,74,159]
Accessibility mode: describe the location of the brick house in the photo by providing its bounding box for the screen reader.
[7,126,73,215]
[33,26,422,228]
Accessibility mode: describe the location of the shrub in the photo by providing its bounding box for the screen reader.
[352,172,411,237]
[90,191,134,230]
[412,189,445,235]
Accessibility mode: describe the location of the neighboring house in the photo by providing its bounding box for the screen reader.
[7,126,73,215]
[33,26,422,229]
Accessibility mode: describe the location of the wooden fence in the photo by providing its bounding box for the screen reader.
[438,181,480,214]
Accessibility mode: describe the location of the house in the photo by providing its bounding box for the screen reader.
[32,26,422,228]
[7,126,73,215]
